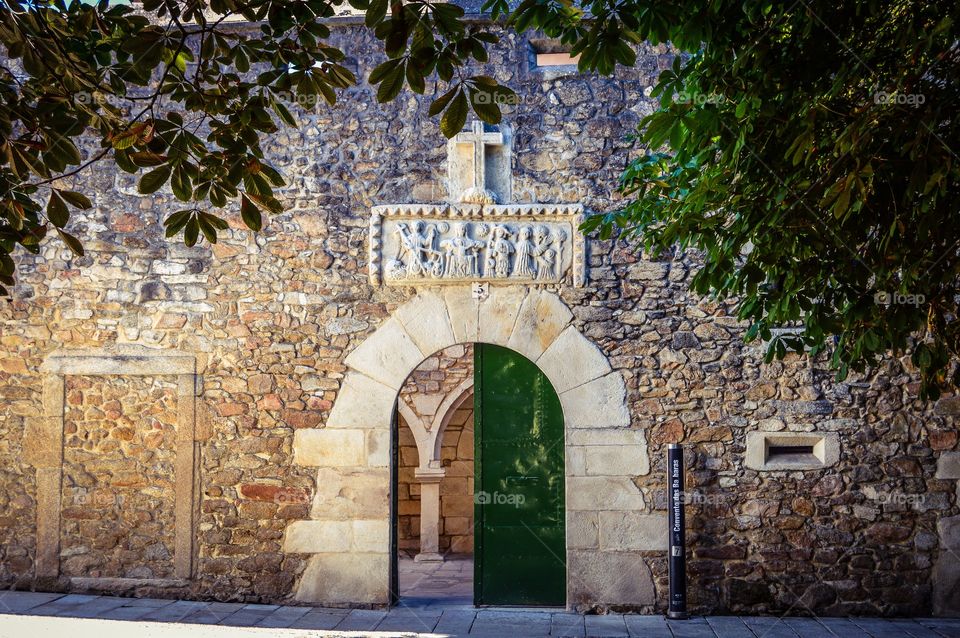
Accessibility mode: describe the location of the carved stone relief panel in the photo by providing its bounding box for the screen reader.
[368,203,586,287]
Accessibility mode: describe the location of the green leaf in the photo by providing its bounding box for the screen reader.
[271,99,297,127]
[47,192,69,228]
[184,215,200,247]
[240,194,263,231]
[170,165,193,202]
[138,165,172,194]
[429,87,458,117]
[129,151,168,167]
[366,0,388,26]
[57,229,84,257]
[58,191,92,210]
[163,210,193,238]
[376,62,406,103]
[439,90,468,138]
[469,86,501,125]
[197,213,218,244]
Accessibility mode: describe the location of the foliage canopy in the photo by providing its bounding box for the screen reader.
[0,0,958,397]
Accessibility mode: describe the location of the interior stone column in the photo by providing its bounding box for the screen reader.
[414,468,445,562]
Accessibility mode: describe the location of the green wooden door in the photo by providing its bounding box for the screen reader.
[474,343,565,606]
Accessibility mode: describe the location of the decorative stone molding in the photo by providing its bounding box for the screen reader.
[369,120,588,287]
[32,346,202,584]
[369,203,586,287]
[286,287,647,607]
[745,431,840,471]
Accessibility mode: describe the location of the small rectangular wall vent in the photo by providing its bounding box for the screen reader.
[767,444,815,457]
[746,431,840,471]
[530,39,580,70]
[535,52,581,67]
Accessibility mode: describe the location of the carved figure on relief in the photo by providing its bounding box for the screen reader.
[513,226,536,278]
[485,224,515,278]
[390,221,443,279]
[533,225,565,280]
[440,223,484,278]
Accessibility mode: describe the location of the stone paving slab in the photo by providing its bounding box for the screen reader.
[286,609,348,630]
[1,592,960,637]
[551,612,586,638]
[433,609,476,635]
[254,605,313,628]
[704,616,754,638]
[335,608,388,631]
[585,613,629,637]
[669,616,726,638]
[895,618,960,638]
[0,592,63,614]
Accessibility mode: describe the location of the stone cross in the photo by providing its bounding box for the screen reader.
[448,120,511,204]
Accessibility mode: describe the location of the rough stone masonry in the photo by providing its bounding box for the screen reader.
[0,13,959,617]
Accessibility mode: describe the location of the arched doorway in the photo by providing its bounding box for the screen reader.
[286,287,640,608]
[391,342,567,607]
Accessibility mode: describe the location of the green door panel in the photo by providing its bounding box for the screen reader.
[474,343,565,606]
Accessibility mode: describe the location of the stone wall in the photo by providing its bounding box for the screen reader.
[396,419,421,554]
[398,344,473,437]
[60,375,178,579]
[438,405,474,555]
[0,15,957,616]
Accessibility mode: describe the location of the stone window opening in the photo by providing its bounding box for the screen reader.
[529,38,581,70]
[745,431,840,471]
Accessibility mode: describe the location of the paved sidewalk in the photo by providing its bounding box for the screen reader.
[1,592,959,637]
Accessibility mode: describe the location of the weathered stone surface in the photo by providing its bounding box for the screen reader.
[598,512,665,551]
[936,452,960,480]
[537,326,612,394]
[284,520,352,554]
[939,515,960,550]
[310,468,389,520]
[343,318,426,390]
[325,372,397,430]
[506,289,574,362]
[579,442,649,477]
[477,286,528,346]
[933,551,960,616]
[567,477,645,511]
[293,429,366,467]
[560,372,630,428]
[393,292,457,358]
[295,553,390,604]
[443,287,479,343]
[567,550,655,607]
[567,511,599,550]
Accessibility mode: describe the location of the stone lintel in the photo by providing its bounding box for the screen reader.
[42,349,196,375]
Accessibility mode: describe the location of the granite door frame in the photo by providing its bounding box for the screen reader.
[31,347,201,587]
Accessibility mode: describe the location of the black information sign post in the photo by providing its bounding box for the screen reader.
[667,443,688,620]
